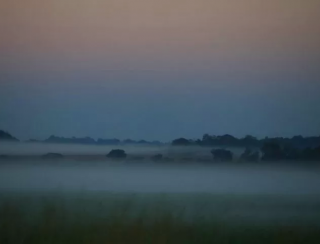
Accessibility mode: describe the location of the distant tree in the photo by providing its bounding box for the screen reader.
[240,135,259,147]
[301,146,320,161]
[44,135,96,145]
[195,139,202,145]
[239,148,260,162]
[201,134,241,147]
[42,153,64,160]
[250,151,260,161]
[107,149,127,159]
[261,142,285,161]
[282,145,301,160]
[261,143,320,161]
[97,138,120,145]
[314,146,320,160]
[211,149,233,162]
[172,138,191,146]
[291,135,304,147]
[218,134,238,146]
[202,134,218,146]
[0,130,19,142]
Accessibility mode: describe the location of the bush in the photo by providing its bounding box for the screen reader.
[42,153,64,160]
[172,138,191,146]
[240,148,260,162]
[211,149,233,162]
[261,142,285,161]
[107,149,127,159]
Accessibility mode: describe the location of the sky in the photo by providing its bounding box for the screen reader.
[0,0,320,141]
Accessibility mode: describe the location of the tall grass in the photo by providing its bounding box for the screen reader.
[1,194,320,244]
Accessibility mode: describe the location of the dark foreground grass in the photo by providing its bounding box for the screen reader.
[1,194,320,244]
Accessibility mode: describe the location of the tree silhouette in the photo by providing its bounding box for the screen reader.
[261,142,285,161]
[172,138,191,146]
[0,130,19,142]
[240,148,259,162]
[107,149,127,159]
[211,149,233,162]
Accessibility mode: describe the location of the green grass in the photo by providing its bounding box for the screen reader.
[1,193,320,244]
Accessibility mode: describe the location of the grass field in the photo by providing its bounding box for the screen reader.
[1,192,320,244]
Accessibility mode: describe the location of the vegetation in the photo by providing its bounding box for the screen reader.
[43,135,162,146]
[172,138,192,146]
[0,130,19,142]
[1,129,320,162]
[1,194,320,244]
[260,142,320,161]
[211,149,233,161]
[42,153,64,160]
[239,148,260,162]
[172,134,320,149]
[171,135,320,162]
[107,149,127,159]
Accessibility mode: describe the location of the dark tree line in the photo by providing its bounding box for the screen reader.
[211,149,233,161]
[0,131,162,146]
[0,130,19,142]
[261,141,320,161]
[172,134,320,149]
[43,135,162,146]
[2,129,320,162]
[172,134,320,162]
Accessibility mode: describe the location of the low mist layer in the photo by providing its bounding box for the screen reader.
[0,161,319,195]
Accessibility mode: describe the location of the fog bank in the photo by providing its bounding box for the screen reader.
[1,162,319,195]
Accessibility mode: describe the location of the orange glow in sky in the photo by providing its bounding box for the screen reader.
[1,0,320,71]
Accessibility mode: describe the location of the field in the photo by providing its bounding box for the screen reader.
[1,191,320,244]
[1,144,320,243]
